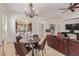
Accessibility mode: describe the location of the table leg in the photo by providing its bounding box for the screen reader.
[32,43,34,56]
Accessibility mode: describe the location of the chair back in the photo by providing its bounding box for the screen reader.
[33,34,39,38]
[16,36,22,42]
[40,39,47,50]
[14,42,30,56]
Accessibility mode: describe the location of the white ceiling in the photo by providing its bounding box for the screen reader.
[2,3,69,18]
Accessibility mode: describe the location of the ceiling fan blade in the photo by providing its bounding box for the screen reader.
[71,3,79,7]
[74,6,79,8]
[70,3,73,7]
[71,9,75,12]
[62,9,69,13]
[59,8,68,10]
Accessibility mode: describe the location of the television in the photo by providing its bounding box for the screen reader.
[73,23,79,30]
[66,24,73,30]
[66,23,79,30]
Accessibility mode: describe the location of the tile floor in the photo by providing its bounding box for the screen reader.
[27,43,65,56]
[0,38,65,56]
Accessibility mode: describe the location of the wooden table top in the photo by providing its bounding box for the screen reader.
[20,37,41,44]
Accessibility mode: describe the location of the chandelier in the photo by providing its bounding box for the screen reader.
[25,3,38,18]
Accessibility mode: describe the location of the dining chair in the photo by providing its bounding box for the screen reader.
[34,39,47,56]
[33,34,39,37]
[16,36,28,47]
[14,42,32,56]
[33,34,39,47]
[16,36,22,42]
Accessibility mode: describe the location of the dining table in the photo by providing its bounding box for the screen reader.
[20,37,41,56]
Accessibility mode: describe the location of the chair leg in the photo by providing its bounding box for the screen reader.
[38,50,40,56]
[15,52,18,56]
[35,49,37,53]
[41,50,44,56]
[44,48,46,54]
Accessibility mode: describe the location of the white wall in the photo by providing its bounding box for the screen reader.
[1,3,78,41]
[46,12,79,35]
[0,4,16,42]
[32,17,54,36]
[57,12,79,39]
[0,4,65,41]
[7,14,16,42]
[32,17,40,35]
[0,4,8,41]
[51,12,79,34]
[7,13,28,42]
[61,12,79,32]
[7,13,54,40]
[0,4,72,41]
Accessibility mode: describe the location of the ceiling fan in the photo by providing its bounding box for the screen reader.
[59,3,79,13]
[25,3,38,18]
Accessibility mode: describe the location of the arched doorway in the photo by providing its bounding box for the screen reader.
[15,18,32,37]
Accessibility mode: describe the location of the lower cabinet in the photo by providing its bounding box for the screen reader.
[47,35,79,56]
[47,37,69,55]
[58,39,68,55]
[68,40,79,56]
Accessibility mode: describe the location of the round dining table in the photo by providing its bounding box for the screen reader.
[20,37,41,56]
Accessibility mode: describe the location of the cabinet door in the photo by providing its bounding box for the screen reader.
[47,37,54,47]
[52,38,58,49]
[59,39,68,55]
[68,41,79,56]
[54,39,60,50]
[47,37,58,49]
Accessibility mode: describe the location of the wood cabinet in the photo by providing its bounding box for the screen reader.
[47,35,68,55]
[68,40,79,56]
[47,37,68,55]
[58,38,68,55]
[47,35,79,56]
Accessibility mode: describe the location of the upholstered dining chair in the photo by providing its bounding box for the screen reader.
[16,36,22,43]
[16,36,28,47]
[33,34,39,47]
[33,34,39,37]
[34,39,47,56]
[14,42,32,56]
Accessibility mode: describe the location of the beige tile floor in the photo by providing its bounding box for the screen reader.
[26,43,65,56]
[0,38,65,56]
[0,43,65,56]
[0,42,16,56]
